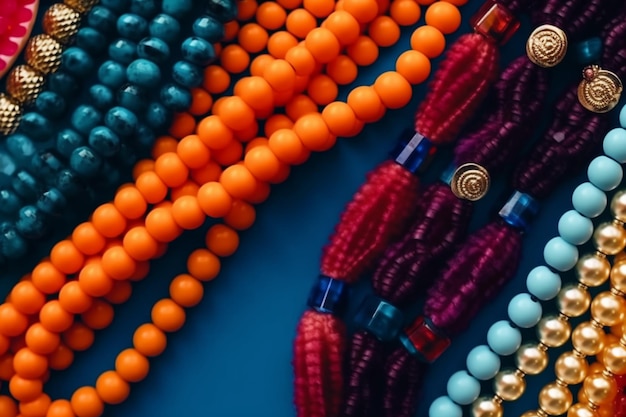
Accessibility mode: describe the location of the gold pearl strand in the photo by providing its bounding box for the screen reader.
[471,191,626,417]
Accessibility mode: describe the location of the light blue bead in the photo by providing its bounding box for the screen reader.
[603,128,626,163]
[588,155,623,191]
[6,134,36,164]
[544,237,579,271]
[76,27,107,54]
[160,84,192,112]
[446,371,480,405]
[89,126,121,157]
[48,72,78,98]
[117,13,148,40]
[206,0,238,22]
[620,104,626,128]
[145,102,171,129]
[12,170,40,200]
[526,266,561,300]
[0,189,22,214]
[137,37,170,63]
[87,6,117,34]
[149,13,181,43]
[61,47,94,77]
[35,91,66,119]
[173,60,203,88]
[127,59,161,87]
[193,15,225,43]
[466,345,500,380]
[105,106,138,137]
[16,205,47,239]
[108,39,137,65]
[130,0,158,17]
[98,60,127,88]
[508,293,542,328]
[429,396,462,417]
[558,210,593,245]
[0,222,28,259]
[56,129,85,158]
[117,84,148,113]
[37,188,67,215]
[162,0,193,18]
[487,321,521,355]
[19,113,52,139]
[70,146,103,178]
[89,84,115,110]
[572,182,606,218]
[71,105,102,135]
[181,37,216,66]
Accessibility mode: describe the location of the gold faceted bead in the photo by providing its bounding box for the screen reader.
[557,284,591,318]
[611,190,626,222]
[583,372,617,406]
[539,382,573,416]
[471,397,502,417]
[516,344,549,375]
[555,351,588,385]
[493,370,526,401]
[601,342,626,375]
[568,403,599,417]
[25,34,63,74]
[610,261,626,294]
[6,65,45,105]
[43,3,81,44]
[537,315,571,348]
[590,291,626,326]
[576,253,610,287]
[572,321,605,356]
[63,0,99,13]
[593,221,626,255]
[0,93,23,135]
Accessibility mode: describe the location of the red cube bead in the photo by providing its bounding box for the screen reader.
[400,316,451,363]
[470,0,520,45]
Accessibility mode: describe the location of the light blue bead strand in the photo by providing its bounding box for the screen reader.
[587,155,623,191]
[508,293,542,328]
[487,321,521,355]
[603,128,626,163]
[526,266,561,300]
[620,104,626,128]
[429,396,462,417]
[558,210,593,245]
[544,237,578,271]
[466,345,501,380]
[446,371,480,405]
[572,182,607,218]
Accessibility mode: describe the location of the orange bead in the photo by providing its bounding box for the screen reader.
[46,399,75,417]
[219,164,259,201]
[305,28,340,63]
[25,323,60,356]
[203,66,231,94]
[321,101,359,137]
[104,281,132,305]
[246,137,269,151]
[238,0,258,20]
[39,301,73,333]
[151,136,178,159]
[123,226,159,261]
[285,94,318,120]
[268,128,309,164]
[169,274,204,308]
[50,240,85,275]
[9,375,43,402]
[308,74,338,105]
[169,112,196,139]
[220,45,250,74]
[234,76,274,114]
[171,181,200,201]
[247,180,271,204]
[0,353,15,380]
[197,115,234,150]
[171,196,206,230]
[368,16,400,47]
[154,152,189,188]
[31,262,65,295]
[223,20,239,41]
[284,45,316,76]
[263,59,296,92]
[10,281,45,316]
[268,31,298,59]
[0,303,28,337]
[234,120,260,142]
[115,349,149,383]
[114,186,147,220]
[395,50,431,85]
[135,171,167,205]
[342,0,378,22]
[174,136,210,171]
[81,300,114,330]
[133,323,167,357]
[19,393,51,417]
[445,0,468,5]
[101,245,136,281]
[410,25,446,58]
[303,0,335,17]
[212,140,243,166]
[238,23,268,53]
[376,0,390,14]
[325,56,356,85]
[323,11,361,46]
[278,0,302,8]
[0,334,9,355]
[13,348,47,379]
[286,9,317,39]
[265,114,294,137]
[189,88,213,116]
[132,159,155,180]
[144,206,182,243]
[373,71,413,109]
[425,1,461,34]
[130,261,149,282]
[95,371,130,405]
[0,396,17,417]
[11,335,26,354]
[347,85,384,122]
[346,35,379,66]
[77,262,113,299]
[214,96,256,131]
[244,145,283,182]
[224,200,256,230]
[151,299,186,332]
[91,204,127,239]
[186,249,221,281]
[62,323,94,352]
[250,54,274,77]
[197,182,233,218]
[59,281,93,314]
[390,0,421,26]
[293,113,333,151]
[256,2,287,29]
[70,386,103,417]
[72,222,106,256]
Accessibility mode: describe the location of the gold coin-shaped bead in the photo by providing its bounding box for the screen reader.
[557,284,591,318]
[583,372,617,406]
[537,315,571,348]
[601,342,626,375]
[471,397,503,417]
[538,382,573,416]
[526,24,568,68]
[25,34,63,74]
[590,291,626,327]
[516,344,548,375]
[567,403,598,417]
[493,370,526,402]
[572,322,605,356]
[611,190,626,223]
[593,221,626,255]
[43,3,81,44]
[576,253,610,287]
[449,163,490,201]
[6,65,45,105]
[611,260,626,294]
[555,351,588,385]
[63,0,99,13]
[0,93,23,136]
[578,65,623,113]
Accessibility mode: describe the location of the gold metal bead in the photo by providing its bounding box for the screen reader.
[568,403,598,417]
[63,0,99,13]
[593,221,626,255]
[557,284,591,318]
[516,344,549,375]
[578,65,623,113]
[555,351,589,385]
[537,315,571,348]
[526,24,568,68]
[521,411,548,417]
[616,251,626,264]
[583,372,617,406]
[493,370,526,401]
[43,3,81,44]
[25,34,63,75]
[611,260,626,294]
[611,190,626,223]
[572,322,605,356]
[601,342,626,375]
[449,163,490,201]
[0,94,23,135]
[590,291,626,326]
[471,397,503,417]
[576,253,610,287]
[6,65,45,105]
[538,382,573,416]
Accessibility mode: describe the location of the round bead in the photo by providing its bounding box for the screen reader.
[172,61,203,88]
[572,182,607,218]
[603,128,626,163]
[145,102,171,129]
[588,155,623,191]
[117,84,149,113]
[61,47,94,77]
[593,221,626,255]
[567,404,597,417]
[620,104,626,128]
[487,321,521,356]
[16,205,47,239]
[105,107,138,137]
[544,237,578,271]
[572,321,605,356]
[130,0,159,17]
[181,37,216,66]
[87,5,117,33]
[557,284,591,318]
[6,134,36,164]
[515,344,548,375]
[508,293,542,328]
[117,13,148,41]
[127,59,161,87]
[30,152,64,181]
[429,396,461,417]
[466,345,501,380]
[71,105,102,135]
[538,383,573,415]
[56,169,84,196]
[602,343,626,375]
[98,60,127,88]
[611,261,626,294]
[7,64,46,105]
[100,0,127,13]
[471,397,503,417]
[37,188,67,215]
[137,37,170,63]
[0,222,28,258]
[12,170,40,199]
[493,370,526,401]
[162,0,193,18]
[89,126,121,157]
[591,291,626,326]
[583,372,617,406]
[555,351,588,384]
[70,146,103,178]
[76,27,107,54]
[149,13,181,43]
[206,0,238,21]
[89,84,115,110]
[20,113,53,139]
[35,91,66,119]
[160,84,192,111]
[25,34,63,75]
[110,39,138,65]
[537,315,571,348]
[526,266,561,301]
[611,190,626,222]
[447,371,480,405]
[576,253,610,287]
[558,210,593,245]
[0,189,22,214]
[193,15,225,42]
[56,129,84,158]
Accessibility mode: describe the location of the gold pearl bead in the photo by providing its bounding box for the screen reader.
[43,3,81,44]
[0,93,22,135]
[539,382,573,416]
[572,321,605,356]
[63,0,99,13]
[555,351,588,384]
[471,397,503,417]
[537,315,571,348]
[601,342,626,375]
[520,411,542,417]
[6,65,45,105]
[558,284,591,318]
[583,372,617,406]
[568,403,599,417]
[25,34,63,75]
[611,190,626,222]
[593,221,626,255]
[493,370,526,401]
[590,291,626,326]
[516,344,549,375]
[611,261,626,294]
[576,253,610,287]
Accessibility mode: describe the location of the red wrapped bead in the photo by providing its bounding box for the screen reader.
[470,0,520,45]
[400,315,451,362]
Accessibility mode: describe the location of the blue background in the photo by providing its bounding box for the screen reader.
[2,0,625,416]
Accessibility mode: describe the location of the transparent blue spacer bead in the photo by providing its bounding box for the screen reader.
[498,190,540,232]
[353,295,404,342]
[392,130,436,175]
[306,275,348,315]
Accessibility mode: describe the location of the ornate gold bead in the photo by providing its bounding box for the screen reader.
[526,24,568,68]
[601,342,626,375]
[6,65,45,105]
[557,284,591,318]
[516,344,549,375]
[493,370,526,401]
[576,253,611,287]
[0,93,23,135]
[611,190,626,222]
[63,0,99,13]
[43,3,81,44]
[449,163,490,201]
[578,65,623,113]
[611,261,626,294]
[539,382,573,416]
[471,397,503,417]
[568,403,599,417]
[590,291,626,326]
[583,372,617,406]
[572,321,605,356]
[25,34,63,75]
[537,315,571,348]
[555,351,589,384]
[593,221,626,255]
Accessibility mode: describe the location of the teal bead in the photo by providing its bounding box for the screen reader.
[71,105,102,135]
[487,321,521,355]
[6,134,36,164]
[206,0,238,22]
[0,153,15,176]
[508,293,542,328]
[48,72,78,98]
[114,143,137,168]
[160,84,192,111]
[70,146,103,178]
[137,37,170,63]
[145,102,171,129]
[117,84,148,113]
[574,37,602,65]
[620,105,626,128]
[61,47,94,78]
[89,84,115,110]
[135,123,156,149]
[30,152,63,184]
[89,126,121,157]
[56,129,85,158]
[131,0,158,17]
[526,266,561,300]
[603,128,626,163]
[117,13,148,40]
[193,15,225,42]
[429,396,462,417]
[127,59,161,87]
[12,170,40,199]
[19,113,52,139]
[108,39,137,65]
[0,189,22,215]
[162,0,193,18]
[466,345,501,380]
[173,60,203,88]
[37,188,67,215]
[558,210,593,245]
[544,237,578,271]
[105,106,138,136]
[181,37,216,66]
[87,6,118,34]
[35,91,66,119]
[0,222,28,258]
[588,155,623,191]
[76,27,107,54]
[149,14,181,43]
[56,169,84,197]
[100,0,129,13]
[16,205,47,239]
[98,162,122,187]
[446,371,480,405]
[98,60,127,88]
[572,182,606,218]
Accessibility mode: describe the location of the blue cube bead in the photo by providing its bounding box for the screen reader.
[160,84,192,112]
[61,47,94,77]
[108,40,137,65]
[70,146,103,178]
[12,170,41,200]
[307,276,348,315]
[498,190,539,232]
[193,16,225,43]
[56,129,85,158]
[117,13,148,40]
[117,84,149,113]
[149,14,181,43]
[137,37,170,63]
[393,129,436,174]
[87,6,118,34]
[35,91,66,119]
[89,84,115,110]
[56,169,84,197]
[6,134,36,164]
[206,0,238,22]
[181,37,216,66]
[98,60,127,88]
[19,113,52,140]
[574,37,602,66]
[0,222,28,259]
[145,102,171,129]
[72,105,102,135]
[162,0,193,18]
[100,0,129,13]
[0,189,22,215]
[89,126,121,157]
[30,152,64,184]
[130,0,158,17]
[105,106,138,137]
[127,59,161,88]
[48,72,78,98]
[173,60,203,88]
[76,27,107,54]
[16,205,48,239]
[353,295,404,342]
[37,188,67,215]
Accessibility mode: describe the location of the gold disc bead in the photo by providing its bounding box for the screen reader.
[590,291,626,326]
[63,0,98,13]
[526,24,568,68]
[593,221,626,255]
[600,342,626,375]
[516,344,549,375]
[43,3,81,44]
[539,382,573,416]
[6,65,45,105]
[471,397,503,417]
[537,315,571,348]
[568,403,599,417]
[555,351,589,384]
[578,65,623,113]
[0,94,23,135]
[557,284,592,318]
[493,369,526,401]
[583,372,617,406]
[25,34,63,74]
[576,253,611,287]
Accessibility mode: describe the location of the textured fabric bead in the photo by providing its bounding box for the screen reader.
[117,13,148,40]
[20,113,53,140]
[145,102,170,129]
[572,182,607,218]
[16,205,47,239]
[37,188,67,215]
[89,84,115,110]
[193,15,225,42]
[6,134,36,164]
[603,128,626,163]
[61,47,95,77]
[206,0,238,22]
[526,266,561,301]
[56,169,84,197]
[12,170,40,199]
[558,209,594,245]
[162,0,193,18]
[56,129,85,158]
[172,60,203,88]
[70,146,103,178]
[108,39,138,65]
[105,106,138,136]
[149,13,181,43]
[0,189,22,214]
[508,293,542,328]
[587,155,623,191]
[137,37,170,63]
[117,84,148,113]
[98,60,128,88]
[48,72,79,98]
[466,345,501,380]
[89,126,121,157]
[181,37,216,66]
[76,27,107,54]
[87,6,118,34]
[446,371,480,405]
[130,0,159,17]
[429,396,462,417]
[543,237,578,271]
[574,37,602,66]
[127,59,161,87]
[35,91,66,119]
[487,320,521,355]
[160,84,192,111]
[72,105,102,135]
[0,222,28,258]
